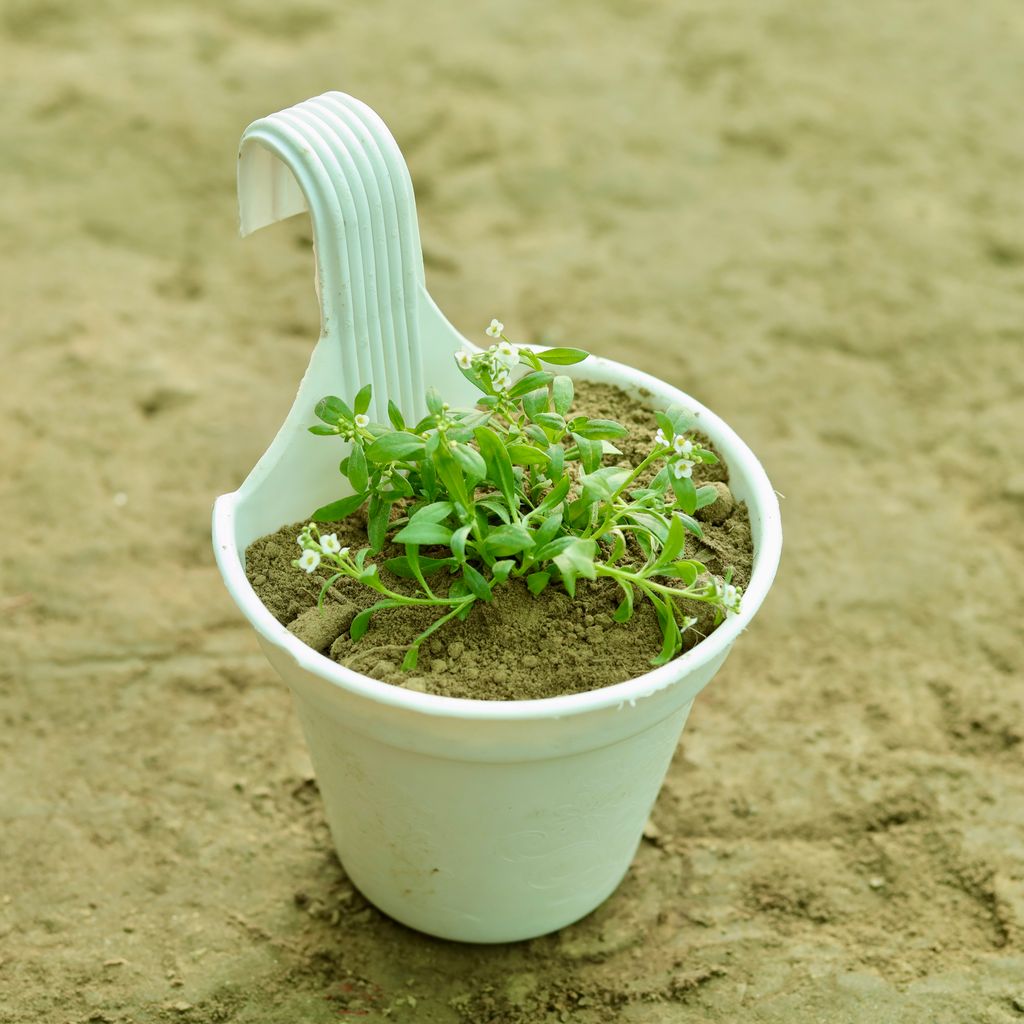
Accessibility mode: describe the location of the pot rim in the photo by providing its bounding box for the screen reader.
[213,353,782,722]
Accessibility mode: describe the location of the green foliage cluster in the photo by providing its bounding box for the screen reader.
[293,327,741,671]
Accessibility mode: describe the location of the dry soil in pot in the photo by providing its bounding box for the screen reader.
[246,382,753,700]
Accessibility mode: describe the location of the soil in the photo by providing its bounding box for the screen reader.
[3,2,1024,1022]
[245,381,753,700]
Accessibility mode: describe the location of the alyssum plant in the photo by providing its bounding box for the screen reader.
[292,321,742,671]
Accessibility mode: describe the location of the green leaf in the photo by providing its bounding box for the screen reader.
[547,444,565,480]
[648,466,670,494]
[507,443,549,467]
[365,432,426,463]
[433,441,471,511]
[520,348,543,371]
[425,387,444,416]
[451,523,473,562]
[353,384,373,415]
[367,495,389,552]
[462,563,493,602]
[491,560,515,584]
[552,538,598,594]
[695,484,719,511]
[573,418,628,440]
[317,572,343,612]
[606,529,627,564]
[571,433,603,473]
[628,512,669,545]
[533,511,563,547]
[308,424,339,436]
[533,412,566,434]
[474,426,516,508]
[347,443,368,493]
[383,555,456,578]
[401,646,420,671]
[350,608,373,641]
[457,360,484,392]
[634,527,654,561]
[654,411,675,439]
[566,496,594,525]
[670,472,698,514]
[522,388,549,421]
[657,560,699,585]
[552,375,574,416]
[454,408,491,429]
[536,474,571,514]
[675,511,704,539]
[384,473,414,499]
[410,501,455,524]
[477,498,511,524]
[418,456,437,500]
[312,491,367,522]
[452,442,487,482]
[537,347,589,365]
[526,571,551,596]
[613,581,634,622]
[644,592,681,666]
[483,523,535,557]
[508,371,554,398]
[315,396,353,424]
[657,512,687,566]
[534,535,578,561]
[350,599,403,641]
[581,466,631,503]
[387,400,405,431]
[393,521,454,546]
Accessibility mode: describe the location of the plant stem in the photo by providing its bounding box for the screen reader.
[583,448,667,541]
[594,563,721,606]
[407,597,476,659]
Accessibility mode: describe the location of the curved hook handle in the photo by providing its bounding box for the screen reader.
[237,92,425,419]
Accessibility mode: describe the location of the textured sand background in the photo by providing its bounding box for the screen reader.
[3,1,1023,1021]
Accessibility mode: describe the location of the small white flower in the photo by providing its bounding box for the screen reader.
[297,549,321,574]
[716,580,741,616]
[320,533,342,555]
[492,367,511,392]
[672,459,694,479]
[295,534,306,548]
[654,428,669,448]
[354,413,369,429]
[338,546,350,558]
[493,340,520,368]
[455,350,474,370]
[672,435,694,457]
[485,318,504,338]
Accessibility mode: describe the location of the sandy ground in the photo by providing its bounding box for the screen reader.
[3,1,1024,1021]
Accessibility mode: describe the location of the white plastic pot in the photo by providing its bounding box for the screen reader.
[213,93,782,943]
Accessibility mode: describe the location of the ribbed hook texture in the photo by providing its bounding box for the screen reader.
[237,92,425,421]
